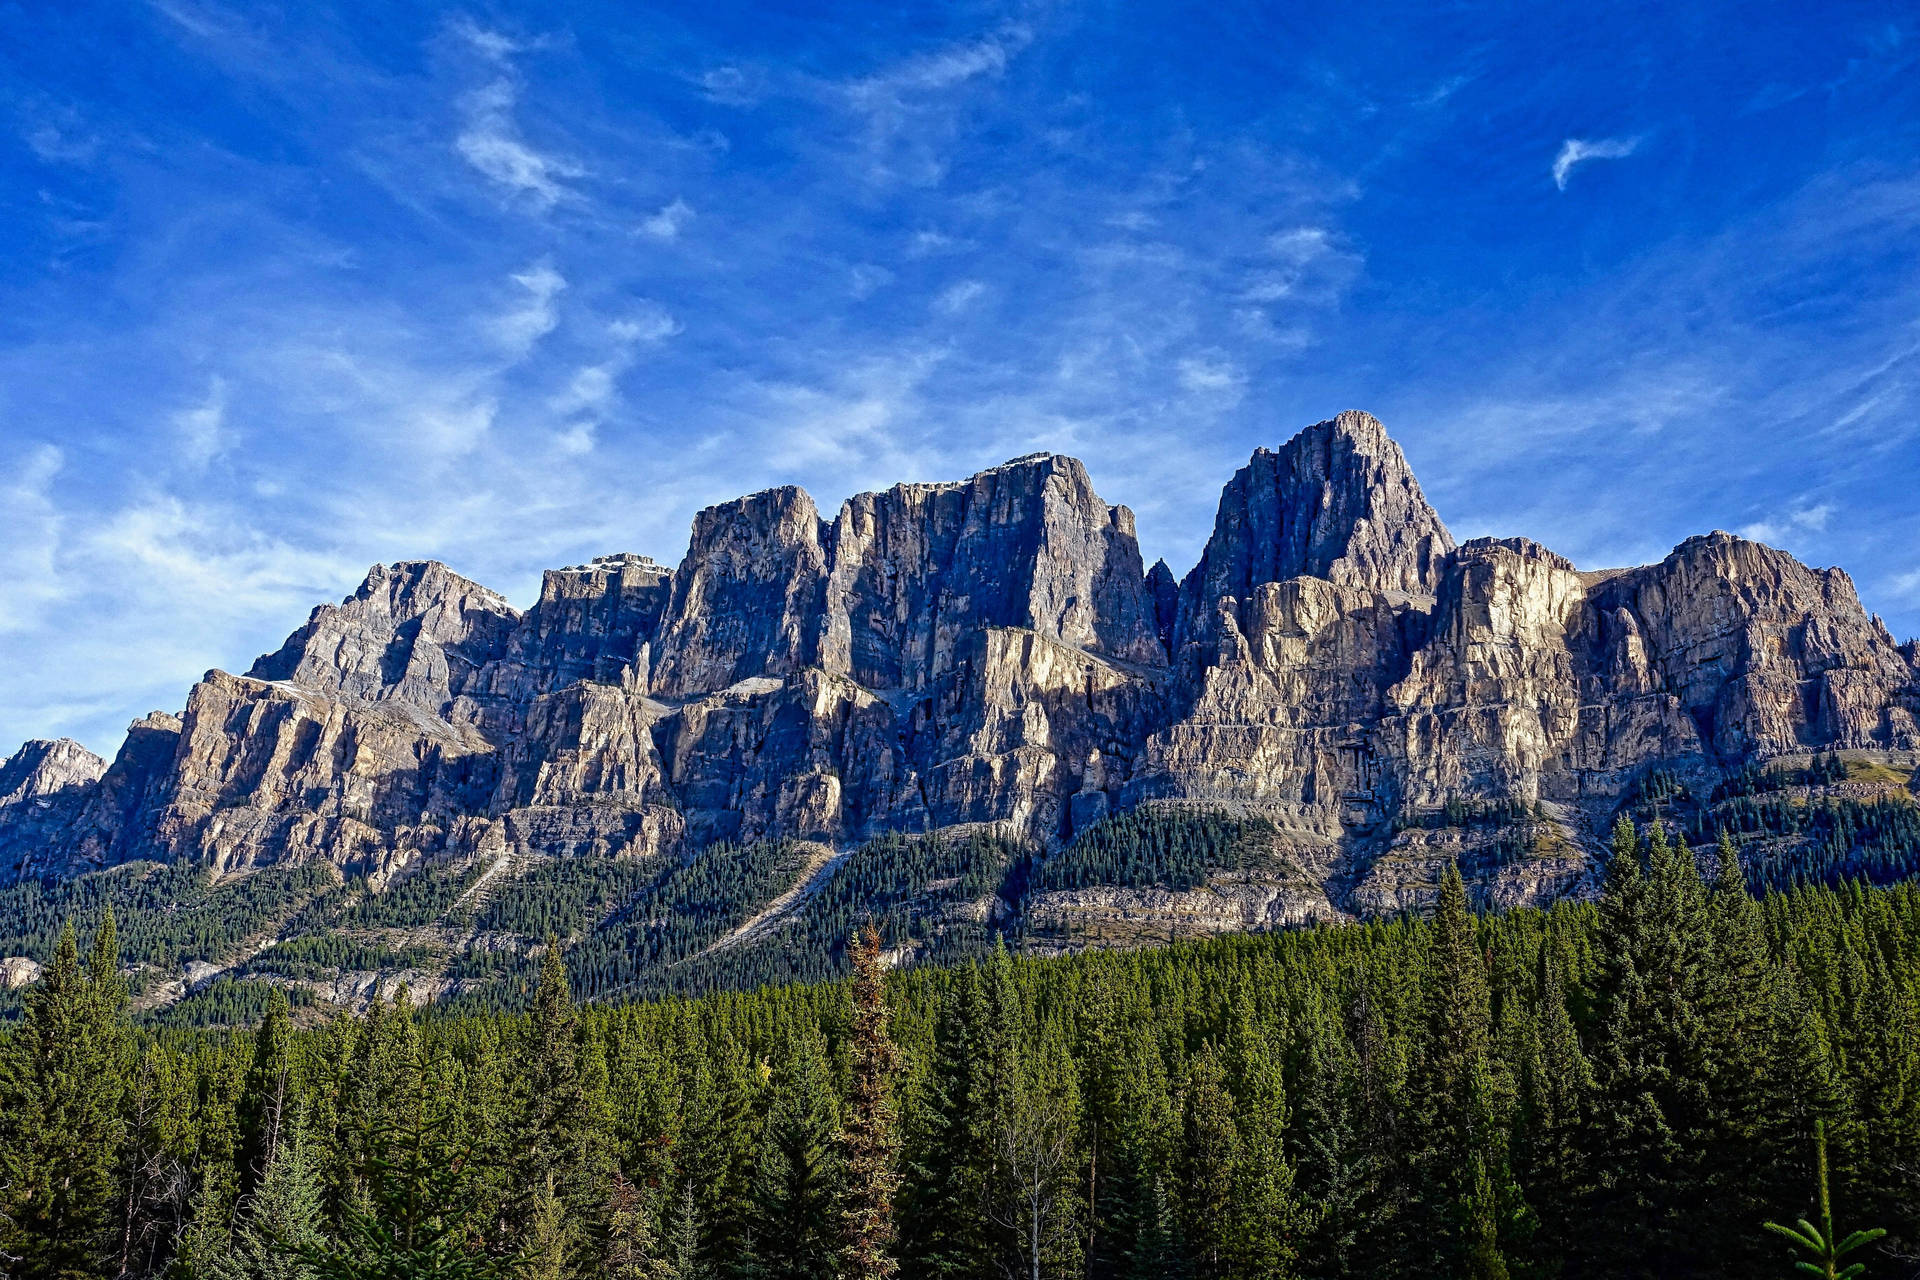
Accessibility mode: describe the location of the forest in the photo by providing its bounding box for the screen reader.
[3,815,1916,1280]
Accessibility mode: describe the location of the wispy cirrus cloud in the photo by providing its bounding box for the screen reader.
[1553,135,1641,189]
[172,377,232,468]
[453,24,580,210]
[490,261,567,355]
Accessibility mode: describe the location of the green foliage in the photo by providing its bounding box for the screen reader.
[155,979,319,1029]
[1031,807,1275,891]
[0,861,340,974]
[339,863,487,929]
[1764,1120,1885,1279]
[0,912,131,1279]
[208,1110,325,1280]
[1701,795,1920,887]
[1394,795,1543,832]
[471,857,659,939]
[246,936,441,980]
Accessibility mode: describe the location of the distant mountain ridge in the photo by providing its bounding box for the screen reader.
[4,410,1918,1013]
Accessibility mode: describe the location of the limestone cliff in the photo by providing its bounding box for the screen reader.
[3,410,1916,952]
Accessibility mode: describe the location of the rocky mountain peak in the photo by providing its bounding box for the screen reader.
[1174,410,1454,658]
[247,559,521,713]
[649,486,831,698]
[0,738,107,806]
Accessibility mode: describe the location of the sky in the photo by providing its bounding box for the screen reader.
[1,0,1917,758]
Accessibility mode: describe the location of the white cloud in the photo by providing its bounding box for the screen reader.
[609,303,681,345]
[492,262,567,354]
[0,445,67,635]
[699,65,765,107]
[907,229,967,257]
[412,400,496,459]
[1267,226,1334,263]
[1553,136,1640,190]
[1177,354,1247,400]
[839,27,1034,185]
[553,423,598,456]
[1738,502,1834,545]
[638,197,695,241]
[554,365,618,416]
[173,375,232,467]
[1890,568,1920,603]
[452,20,527,63]
[847,32,1026,104]
[933,279,986,315]
[455,77,581,209]
[84,497,354,626]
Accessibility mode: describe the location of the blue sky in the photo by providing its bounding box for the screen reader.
[2,0,1917,757]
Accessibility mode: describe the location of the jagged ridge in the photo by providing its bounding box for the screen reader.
[4,410,1919,1005]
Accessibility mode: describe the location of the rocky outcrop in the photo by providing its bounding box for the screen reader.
[649,488,830,698]
[1588,532,1919,756]
[487,554,672,700]
[819,453,1163,689]
[0,956,44,990]
[151,671,498,882]
[249,560,520,717]
[1173,411,1453,662]
[0,738,107,881]
[4,411,1916,929]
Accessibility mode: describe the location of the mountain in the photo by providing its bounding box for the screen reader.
[3,410,1918,1016]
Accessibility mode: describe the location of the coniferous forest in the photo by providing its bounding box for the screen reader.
[4,819,1919,1279]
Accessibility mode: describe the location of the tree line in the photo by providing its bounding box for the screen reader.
[4,818,1916,1278]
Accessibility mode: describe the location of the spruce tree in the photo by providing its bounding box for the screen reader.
[1178,1045,1238,1280]
[210,1110,324,1280]
[895,970,986,1276]
[752,1025,842,1280]
[519,940,585,1227]
[0,913,131,1280]
[1763,1119,1885,1279]
[1581,818,1715,1278]
[603,1173,672,1280]
[1226,1017,1301,1279]
[840,924,901,1280]
[1417,862,1511,1280]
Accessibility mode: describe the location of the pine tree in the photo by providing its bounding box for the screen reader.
[520,1177,579,1280]
[1226,1017,1301,1279]
[1417,862,1511,1280]
[895,970,986,1276]
[305,1066,506,1280]
[1513,952,1591,1275]
[1580,818,1715,1279]
[666,1183,701,1280]
[209,1110,324,1280]
[1178,1045,1238,1280]
[752,1025,842,1280]
[239,988,296,1198]
[840,924,901,1280]
[519,940,586,1232]
[0,913,131,1280]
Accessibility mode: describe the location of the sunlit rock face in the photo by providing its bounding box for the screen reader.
[4,410,1915,920]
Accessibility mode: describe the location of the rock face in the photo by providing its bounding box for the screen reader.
[4,411,1917,927]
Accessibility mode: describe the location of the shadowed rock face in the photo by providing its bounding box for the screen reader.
[4,412,1916,919]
